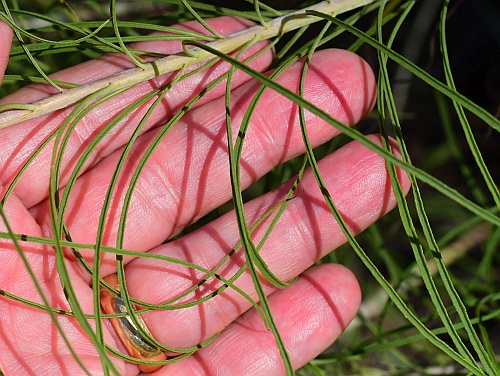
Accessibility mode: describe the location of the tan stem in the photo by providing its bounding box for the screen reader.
[0,0,376,129]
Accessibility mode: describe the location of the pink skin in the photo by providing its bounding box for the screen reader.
[0,16,410,376]
[0,17,272,208]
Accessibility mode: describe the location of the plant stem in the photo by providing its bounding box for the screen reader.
[0,0,376,129]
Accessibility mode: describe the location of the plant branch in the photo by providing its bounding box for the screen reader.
[0,0,376,129]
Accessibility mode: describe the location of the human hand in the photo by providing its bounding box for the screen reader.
[0,16,410,375]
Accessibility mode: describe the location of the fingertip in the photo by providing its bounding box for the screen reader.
[156,263,362,376]
[279,263,361,370]
[363,134,412,197]
[305,48,377,125]
[302,263,362,330]
[385,135,412,195]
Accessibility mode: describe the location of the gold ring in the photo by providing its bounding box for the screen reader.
[100,274,166,373]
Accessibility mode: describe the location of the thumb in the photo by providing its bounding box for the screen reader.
[0,20,13,85]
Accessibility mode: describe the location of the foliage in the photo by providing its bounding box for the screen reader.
[0,0,499,375]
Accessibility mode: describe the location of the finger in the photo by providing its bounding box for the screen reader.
[0,21,13,84]
[31,48,377,273]
[123,135,410,349]
[0,186,125,375]
[157,263,361,375]
[0,17,272,208]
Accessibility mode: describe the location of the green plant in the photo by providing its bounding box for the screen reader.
[0,0,499,375]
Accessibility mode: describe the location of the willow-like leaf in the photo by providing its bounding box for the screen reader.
[224,37,293,374]
[0,0,63,91]
[179,0,223,38]
[307,9,500,133]
[0,208,92,375]
[232,39,296,289]
[287,4,484,373]
[321,306,500,362]
[48,107,119,376]
[98,71,187,357]
[188,40,500,229]
[381,2,497,373]
[0,11,110,46]
[0,0,380,129]
[1,74,78,87]
[439,0,500,211]
[110,0,149,69]
[436,91,489,205]
[376,0,478,367]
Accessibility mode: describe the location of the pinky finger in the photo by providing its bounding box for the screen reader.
[156,263,361,376]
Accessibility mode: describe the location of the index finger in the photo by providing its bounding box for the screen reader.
[0,17,272,208]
